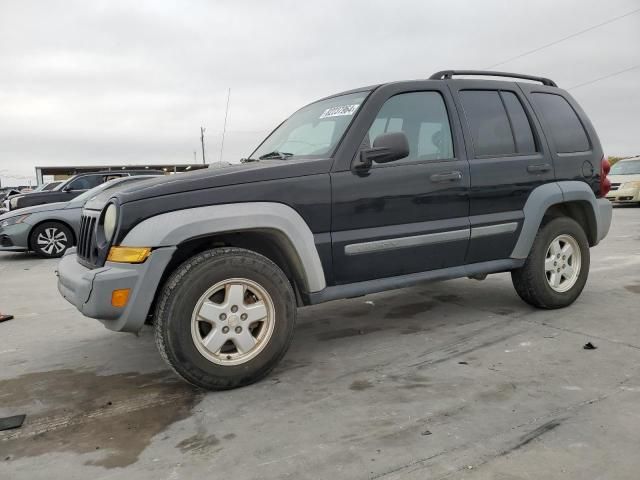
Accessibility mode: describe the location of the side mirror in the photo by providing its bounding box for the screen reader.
[354,132,410,169]
[62,186,71,192]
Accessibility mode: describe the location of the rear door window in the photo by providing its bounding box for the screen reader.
[459,90,515,156]
[531,93,590,153]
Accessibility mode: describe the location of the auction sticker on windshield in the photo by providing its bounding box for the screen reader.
[319,104,360,119]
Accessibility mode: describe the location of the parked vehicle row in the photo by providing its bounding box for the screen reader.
[5,169,163,212]
[0,176,161,257]
[55,70,612,391]
[606,156,640,204]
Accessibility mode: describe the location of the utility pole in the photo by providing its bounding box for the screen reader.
[200,126,206,164]
[219,88,231,164]
[193,151,196,163]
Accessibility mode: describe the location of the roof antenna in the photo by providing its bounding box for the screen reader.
[219,88,231,164]
[200,126,206,164]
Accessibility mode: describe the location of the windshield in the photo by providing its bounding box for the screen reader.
[610,160,640,175]
[250,91,368,160]
[72,177,149,204]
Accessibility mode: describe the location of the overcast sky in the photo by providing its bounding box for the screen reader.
[1,0,639,185]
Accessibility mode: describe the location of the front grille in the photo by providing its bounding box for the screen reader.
[610,182,621,191]
[77,212,98,266]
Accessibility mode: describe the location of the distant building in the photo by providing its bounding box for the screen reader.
[34,163,209,185]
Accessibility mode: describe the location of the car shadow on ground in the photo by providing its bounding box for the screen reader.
[0,252,50,262]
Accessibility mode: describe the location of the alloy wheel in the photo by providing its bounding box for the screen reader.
[191,278,275,366]
[36,227,68,255]
[544,234,581,293]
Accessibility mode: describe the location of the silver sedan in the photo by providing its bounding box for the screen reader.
[0,175,160,258]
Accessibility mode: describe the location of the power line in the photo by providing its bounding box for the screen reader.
[486,7,640,69]
[567,63,640,90]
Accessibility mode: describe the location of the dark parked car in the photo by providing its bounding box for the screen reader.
[0,188,21,202]
[7,169,163,211]
[57,70,612,390]
[32,181,64,192]
[0,189,22,215]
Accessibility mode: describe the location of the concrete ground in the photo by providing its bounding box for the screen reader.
[1,207,639,480]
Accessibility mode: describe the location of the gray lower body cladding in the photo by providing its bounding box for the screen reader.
[57,246,176,332]
[510,182,612,259]
[304,258,524,304]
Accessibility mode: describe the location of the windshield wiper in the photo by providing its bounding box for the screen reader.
[258,151,294,160]
[240,157,259,163]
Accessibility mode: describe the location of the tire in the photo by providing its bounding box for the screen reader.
[511,217,590,309]
[30,222,74,258]
[154,247,297,390]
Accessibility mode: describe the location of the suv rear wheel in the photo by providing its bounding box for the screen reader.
[154,247,296,390]
[511,217,590,309]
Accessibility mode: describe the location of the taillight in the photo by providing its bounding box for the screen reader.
[600,156,611,197]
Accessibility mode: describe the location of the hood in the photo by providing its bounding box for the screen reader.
[0,201,69,220]
[11,190,60,202]
[609,173,640,184]
[84,158,329,211]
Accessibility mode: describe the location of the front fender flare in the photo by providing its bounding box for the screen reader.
[120,202,327,292]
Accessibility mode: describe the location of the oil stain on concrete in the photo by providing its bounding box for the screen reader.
[0,369,203,468]
[176,432,221,455]
[350,379,374,391]
[624,283,640,294]
[385,301,437,320]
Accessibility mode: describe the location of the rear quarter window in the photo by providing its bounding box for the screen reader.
[501,91,537,154]
[531,93,590,153]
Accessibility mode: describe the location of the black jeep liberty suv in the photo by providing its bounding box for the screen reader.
[57,70,613,390]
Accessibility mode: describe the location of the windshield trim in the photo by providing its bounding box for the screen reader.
[248,89,373,161]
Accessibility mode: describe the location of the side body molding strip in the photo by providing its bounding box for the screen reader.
[345,229,470,255]
[470,222,518,239]
[121,202,327,292]
[344,221,519,256]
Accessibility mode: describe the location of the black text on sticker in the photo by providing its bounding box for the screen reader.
[319,104,360,119]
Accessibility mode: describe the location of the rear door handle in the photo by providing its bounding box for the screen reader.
[430,171,462,183]
[527,163,552,173]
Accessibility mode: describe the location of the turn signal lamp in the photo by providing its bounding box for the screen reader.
[107,246,151,263]
[111,289,130,308]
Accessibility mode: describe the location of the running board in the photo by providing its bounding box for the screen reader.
[304,259,524,305]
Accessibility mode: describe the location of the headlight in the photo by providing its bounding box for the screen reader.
[103,204,118,242]
[621,181,640,189]
[0,213,30,228]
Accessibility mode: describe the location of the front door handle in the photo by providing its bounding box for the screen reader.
[430,171,462,183]
[527,163,552,173]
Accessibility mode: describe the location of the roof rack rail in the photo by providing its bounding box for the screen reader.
[429,70,557,87]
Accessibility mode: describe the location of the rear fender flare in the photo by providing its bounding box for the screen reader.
[511,181,606,259]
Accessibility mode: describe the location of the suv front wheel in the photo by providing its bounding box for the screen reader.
[511,217,590,309]
[154,247,296,390]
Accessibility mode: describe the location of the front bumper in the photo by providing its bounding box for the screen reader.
[56,246,176,333]
[606,187,640,203]
[0,223,30,251]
